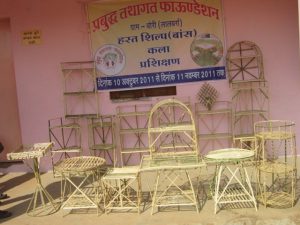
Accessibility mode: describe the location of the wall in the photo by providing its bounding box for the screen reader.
[0,0,299,171]
[0,18,22,160]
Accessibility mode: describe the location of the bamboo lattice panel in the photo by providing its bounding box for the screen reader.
[226,41,264,84]
[148,98,198,157]
[88,115,116,166]
[117,103,152,166]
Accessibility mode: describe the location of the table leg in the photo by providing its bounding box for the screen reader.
[102,176,140,213]
[61,173,100,213]
[214,164,223,214]
[214,164,257,214]
[243,167,257,211]
[27,158,59,216]
[151,169,200,214]
[151,170,161,215]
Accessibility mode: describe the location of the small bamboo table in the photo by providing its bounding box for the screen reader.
[205,148,257,214]
[102,166,141,213]
[7,142,59,216]
[140,154,206,214]
[55,156,105,214]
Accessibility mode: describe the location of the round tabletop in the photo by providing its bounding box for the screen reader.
[205,148,254,162]
[55,156,106,173]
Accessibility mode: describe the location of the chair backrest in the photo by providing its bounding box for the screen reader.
[48,117,82,175]
[233,136,261,160]
[88,115,116,166]
[148,98,198,158]
[117,103,152,166]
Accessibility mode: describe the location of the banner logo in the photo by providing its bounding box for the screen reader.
[95,44,126,76]
[190,33,223,67]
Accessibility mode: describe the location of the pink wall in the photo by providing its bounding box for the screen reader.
[224,0,300,121]
[0,18,22,160]
[0,0,299,171]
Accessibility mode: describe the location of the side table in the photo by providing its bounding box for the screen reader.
[54,156,105,215]
[205,148,257,214]
[7,142,59,216]
[140,154,206,214]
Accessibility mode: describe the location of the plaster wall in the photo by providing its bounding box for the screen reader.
[0,18,22,160]
[0,0,299,171]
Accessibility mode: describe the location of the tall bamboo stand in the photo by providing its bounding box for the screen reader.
[255,120,297,208]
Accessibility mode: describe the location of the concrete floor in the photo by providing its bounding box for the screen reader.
[1,167,300,225]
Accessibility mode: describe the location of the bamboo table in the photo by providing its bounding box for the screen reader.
[54,156,105,214]
[102,166,141,213]
[140,154,206,214]
[7,142,59,216]
[205,148,257,214]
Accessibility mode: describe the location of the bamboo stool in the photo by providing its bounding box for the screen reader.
[102,166,141,213]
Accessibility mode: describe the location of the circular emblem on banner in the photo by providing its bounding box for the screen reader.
[95,44,125,76]
[190,33,223,67]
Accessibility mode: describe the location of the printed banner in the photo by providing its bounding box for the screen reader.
[87,0,226,91]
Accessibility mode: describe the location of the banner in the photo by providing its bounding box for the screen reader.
[87,0,226,91]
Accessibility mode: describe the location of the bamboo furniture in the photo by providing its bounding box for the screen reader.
[255,120,297,208]
[101,104,152,214]
[227,41,269,139]
[234,136,256,150]
[195,101,232,154]
[231,80,269,138]
[55,156,105,214]
[147,98,204,214]
[205,148,257,214]
[101,166,141,213]
[61,61,99,118]
[88,115,116,166]
[48,117,82,177]
[140,154,205,214]
[226,41,264,84]
[148,98,197,156]
[7,142,59,216]
[117,103,152,166]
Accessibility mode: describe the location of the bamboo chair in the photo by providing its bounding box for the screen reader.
[48,117,82,202]
[101,103,152,214]
[48,117,82,177]
[88,115,116,167]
